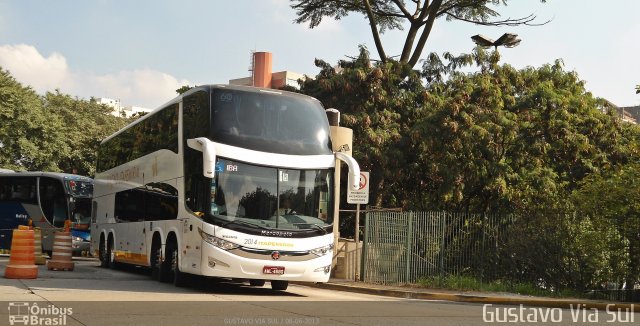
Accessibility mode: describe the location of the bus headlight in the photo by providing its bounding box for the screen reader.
[309,243,333,257]
[198,228,239,250]
[314,265,331,274]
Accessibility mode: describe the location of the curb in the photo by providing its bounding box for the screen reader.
[299,282,639,311]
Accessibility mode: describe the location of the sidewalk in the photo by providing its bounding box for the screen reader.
[302,278,639,311]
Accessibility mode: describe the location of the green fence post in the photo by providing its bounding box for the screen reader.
[439,212,446,286]
[405,212,413,283]
[361,212,369,282]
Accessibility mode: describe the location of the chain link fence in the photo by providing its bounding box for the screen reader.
[361,211,639,302]
[362,211,514,285]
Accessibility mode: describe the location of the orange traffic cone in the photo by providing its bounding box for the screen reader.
[33,227,46,265]
[47,230,74,271]
[4,226,38,279]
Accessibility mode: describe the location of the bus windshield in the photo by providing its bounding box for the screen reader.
[71,197,92,231]
[208,159,333,231]
[64,179,93,197]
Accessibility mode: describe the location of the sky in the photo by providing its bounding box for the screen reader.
[0,0,638,109]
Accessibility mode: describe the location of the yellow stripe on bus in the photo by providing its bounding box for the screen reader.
[113,251,148,266]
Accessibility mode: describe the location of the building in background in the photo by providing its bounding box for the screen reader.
[93,97,152,118]
[229,51,307,89]
[618,106,640,124]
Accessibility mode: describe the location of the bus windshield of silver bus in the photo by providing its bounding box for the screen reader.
[64,178,93,231]
[208,159,333,232]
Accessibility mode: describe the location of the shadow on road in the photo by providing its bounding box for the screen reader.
[0,257,304,297]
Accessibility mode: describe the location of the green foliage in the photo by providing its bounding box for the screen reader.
[300,50,639,291]
[176,85,192,95]
[413,50,634,213]
[0,68,61,171]
[300,48,637,214]
[299,46,426,207]
[0,67,129,176]
[572,163,640,289]
[416,275,581,298]
[43,91,129,175]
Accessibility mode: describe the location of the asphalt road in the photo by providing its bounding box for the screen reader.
[0,257,637,326]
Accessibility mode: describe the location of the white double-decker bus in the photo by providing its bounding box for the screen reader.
[92,85,359,290]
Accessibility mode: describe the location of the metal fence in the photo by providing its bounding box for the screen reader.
[362,211,515,285]
[361,211,640,302]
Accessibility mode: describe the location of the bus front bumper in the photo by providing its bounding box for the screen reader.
[200,243,332,283]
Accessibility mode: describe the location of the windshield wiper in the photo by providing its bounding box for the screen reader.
[293,223,328,234]
[221,218,272,230]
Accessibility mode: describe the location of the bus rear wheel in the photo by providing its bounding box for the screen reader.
[151,242,165,281]
[106,236,118,269]
[270,280,288,291]
[99,237,108,268]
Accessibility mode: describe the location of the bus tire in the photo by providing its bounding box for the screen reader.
[249,279,265,287]
[107,236,117,269]
[151,242,160,280]
[99,235,108,268]
[168,242,187,287]
[271,280,288,291]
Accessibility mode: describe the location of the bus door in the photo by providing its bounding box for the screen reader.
[114,186,146,265]
[38,177,69,251]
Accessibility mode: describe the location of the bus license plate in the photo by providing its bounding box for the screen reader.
[263,266,285,275]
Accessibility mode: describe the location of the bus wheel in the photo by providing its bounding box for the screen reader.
[151,243,161,280]
[270,280,288,291]
[107,238,117,269]
[99,237,108,268]
[249,279,265,287]
[169,243,187,287]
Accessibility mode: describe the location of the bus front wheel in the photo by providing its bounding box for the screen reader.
[168,242,187,287]
[271,280,288,291]
[249,279,265,287]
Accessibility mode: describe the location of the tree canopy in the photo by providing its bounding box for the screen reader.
[298,47,640,213]
[291,0,547,68]
[0,67,129,175]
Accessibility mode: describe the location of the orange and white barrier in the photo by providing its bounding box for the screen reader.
[4,226,38,279]
[33,227,46,265]
[46,230,74,271]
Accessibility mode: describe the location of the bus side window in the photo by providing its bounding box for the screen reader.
[183,90,210,214]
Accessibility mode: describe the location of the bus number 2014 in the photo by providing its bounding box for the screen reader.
[244,239,257,245]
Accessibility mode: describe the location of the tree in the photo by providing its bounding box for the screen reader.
[572,163,640,289]
[290,0,546,68]
[0,68,64,171]
[299,46,426,207]
[413,50,636,213]
[43,91,129,175]
[176,85,193,95]
[0,68,129,175]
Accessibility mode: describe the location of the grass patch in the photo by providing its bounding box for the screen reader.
[416,275,583,298]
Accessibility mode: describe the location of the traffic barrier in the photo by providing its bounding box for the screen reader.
[33,227,46,265]
[4,226,38,279]
[46,230,74,271]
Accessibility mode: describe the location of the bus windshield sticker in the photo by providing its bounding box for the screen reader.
[215,161,224,172]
